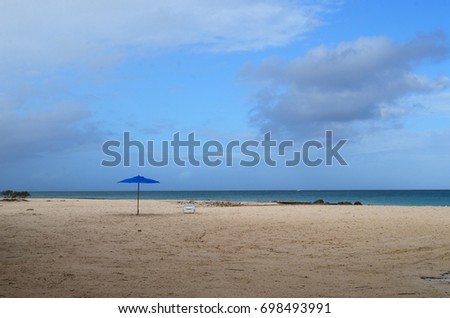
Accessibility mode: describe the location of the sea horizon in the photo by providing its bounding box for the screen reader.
[28,189,450,207]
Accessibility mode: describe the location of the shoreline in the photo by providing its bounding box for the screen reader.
[24,189,450,207]
[1,199,449,297]
[3,197,450,208]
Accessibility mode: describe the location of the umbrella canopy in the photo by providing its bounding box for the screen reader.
[118,175,160,215]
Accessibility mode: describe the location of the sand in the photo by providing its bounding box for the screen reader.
[0,199,449,297]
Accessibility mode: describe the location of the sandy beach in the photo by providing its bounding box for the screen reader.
[0,199,449,297]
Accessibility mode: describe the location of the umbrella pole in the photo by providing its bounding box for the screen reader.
[137,183,140,215]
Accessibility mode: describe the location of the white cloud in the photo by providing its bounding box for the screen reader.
[242,32,450,137]
[0,0,329,73]
[1,0,332,162]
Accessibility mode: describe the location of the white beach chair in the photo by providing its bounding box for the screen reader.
[182,204,196,214]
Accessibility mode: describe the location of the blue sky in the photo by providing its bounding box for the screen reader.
[1,0,450,191]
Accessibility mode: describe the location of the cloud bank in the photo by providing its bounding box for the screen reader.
[0,0,328,73]
[0,0,332,162]
[242,32,449,137]
[0,96,98,162]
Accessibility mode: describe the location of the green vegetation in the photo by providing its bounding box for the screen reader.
[1,190,30,200]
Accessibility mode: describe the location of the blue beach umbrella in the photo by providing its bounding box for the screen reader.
[118,175,160,215]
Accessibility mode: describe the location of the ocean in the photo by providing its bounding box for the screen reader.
[29,190,450,206]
